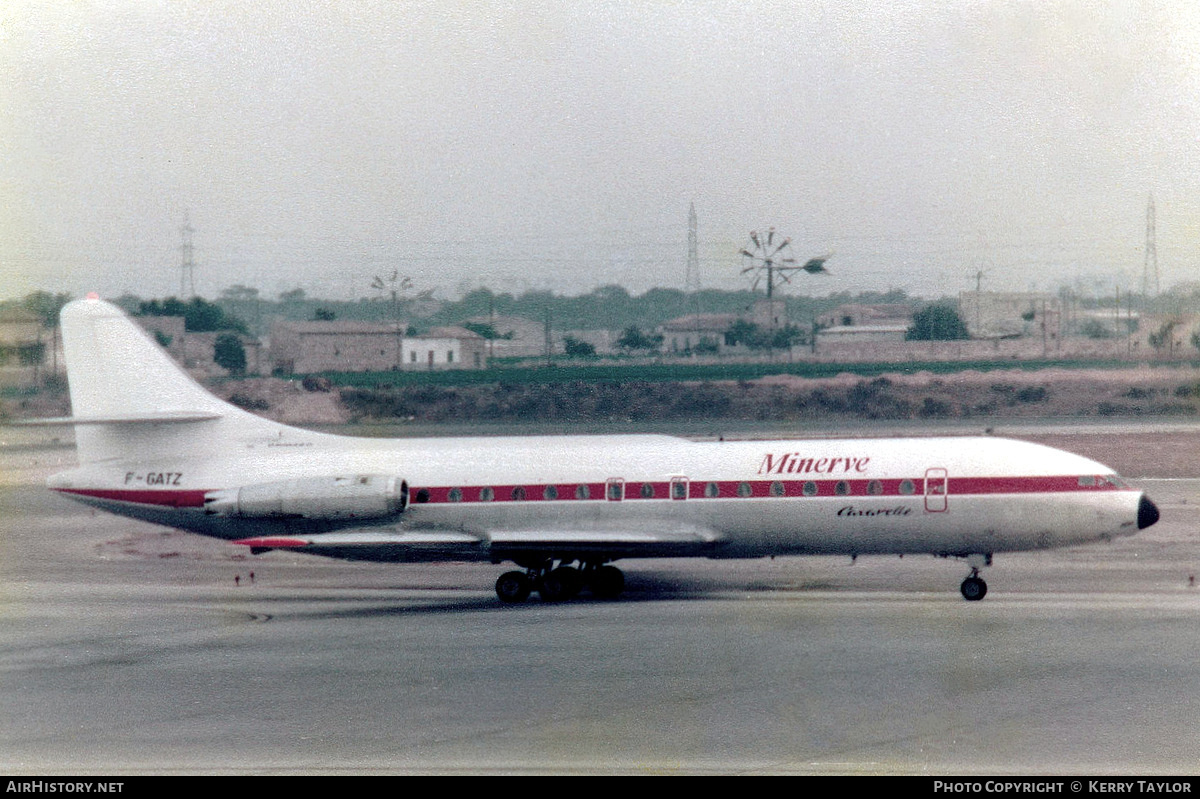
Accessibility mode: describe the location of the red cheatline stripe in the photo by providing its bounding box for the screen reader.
[55,475,1130,509]
[233,537,308,548]
[54,488,209,507]
[408,475,1129,504]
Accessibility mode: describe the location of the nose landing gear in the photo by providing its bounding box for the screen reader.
[959,553,992,601]
[960,570,987,601]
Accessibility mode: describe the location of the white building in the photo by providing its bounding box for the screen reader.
[401,326,487,370]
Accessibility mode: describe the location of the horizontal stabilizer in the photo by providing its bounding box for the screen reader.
[15,411,223,426]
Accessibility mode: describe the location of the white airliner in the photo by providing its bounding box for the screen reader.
[34,296,1159,603]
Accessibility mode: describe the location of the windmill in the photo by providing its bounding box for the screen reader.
[739,228,828,298]
[371,271,412,369]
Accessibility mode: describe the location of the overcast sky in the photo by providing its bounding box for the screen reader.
[4,1,1200,303]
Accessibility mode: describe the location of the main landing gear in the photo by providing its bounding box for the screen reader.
[495,560,625,604]
[959,553,992,601]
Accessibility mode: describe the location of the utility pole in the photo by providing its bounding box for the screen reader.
[686,203,700,354]
[543,302,553,368]
[1143,194,1158,303]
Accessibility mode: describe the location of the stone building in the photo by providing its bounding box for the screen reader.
[463,315,547,358]
[133,315,186,361]
[271,320,487,374]
[270,321,403,374]
[816,303,914,330]
[958,291,1063,340]
[658,313,739,354]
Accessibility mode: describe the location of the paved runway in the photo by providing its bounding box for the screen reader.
[1,426,1199,774]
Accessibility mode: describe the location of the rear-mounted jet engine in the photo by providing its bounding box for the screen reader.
[204,475,408,520]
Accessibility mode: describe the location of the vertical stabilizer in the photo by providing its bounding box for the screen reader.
[60,297,284,462]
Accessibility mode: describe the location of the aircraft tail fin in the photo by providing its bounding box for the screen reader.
[59,296,284,463]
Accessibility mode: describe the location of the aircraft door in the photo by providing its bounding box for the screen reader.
[924,468,948,512]
[606,478,624,501]
[670,476,688,500]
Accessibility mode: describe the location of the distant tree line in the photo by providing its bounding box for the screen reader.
[153,283,923,338]
[134,296,248,333]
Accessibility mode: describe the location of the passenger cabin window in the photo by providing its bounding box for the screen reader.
[671,478,688,500]
[575,484,591,500]
[899,479,915,495]
[835,480,851,496]
[802,481,818,497]
[448,488,462,502]
[737,482,752,497]
[478,487,494,502]
[414,489,430,503]
[867,480,883,495]
[705,482,719,498]
[510,486,526,501]
[543,485,558,500]
[769,481,785,497]
[640,482,655,499]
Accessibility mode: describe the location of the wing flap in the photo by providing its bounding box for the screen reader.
[490,528,718,545]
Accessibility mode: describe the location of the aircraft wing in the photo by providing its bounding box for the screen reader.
[233,524,720,560]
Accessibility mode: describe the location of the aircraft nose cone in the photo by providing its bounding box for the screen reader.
[1138,495,1160,530]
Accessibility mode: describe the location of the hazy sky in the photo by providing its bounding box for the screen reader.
[4,1,1200,302]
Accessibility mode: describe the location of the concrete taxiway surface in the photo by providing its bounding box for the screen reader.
[1,424,1199,774]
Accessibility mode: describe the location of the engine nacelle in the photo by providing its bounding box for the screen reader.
[203,475,408,520]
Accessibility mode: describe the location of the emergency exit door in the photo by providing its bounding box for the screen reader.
[924,468,948,512]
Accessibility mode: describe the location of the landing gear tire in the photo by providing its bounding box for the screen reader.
[496,571,532,603]
[539,566,583,602]
[589,565,625,599]
[960,575,987,602]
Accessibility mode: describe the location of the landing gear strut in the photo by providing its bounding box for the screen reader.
[494,559,624,603]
